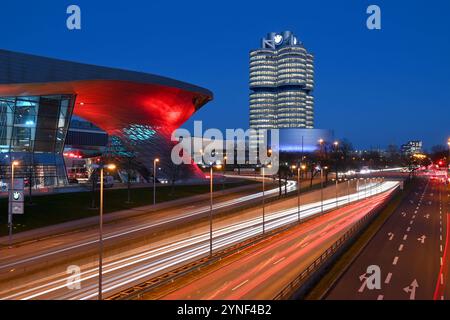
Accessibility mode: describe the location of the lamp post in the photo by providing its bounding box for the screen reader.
[447,138,450,172]
[8,160,19,248]
[335,178,339,208]
[357,178,360,201]
[153,158,159,206]
[97,163,116,300]
[321,166,328,214]
[347,178,350,204]
[222,156,227,190]
[262,164,272,234]
[300,164,306,221]
[333,141,339,208]
[365,178,369,198]
[292,165,301,223]
[209,163,222,256]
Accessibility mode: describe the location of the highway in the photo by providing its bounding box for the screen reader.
[159,188,397,299]
[327,176,449,300]
[0,179,396,299]
[0,179,293,272]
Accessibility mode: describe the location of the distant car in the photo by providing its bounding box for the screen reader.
[96,175,114,188]
[68,178,79,184]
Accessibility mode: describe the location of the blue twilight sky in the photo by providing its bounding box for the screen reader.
[1,0,449,150]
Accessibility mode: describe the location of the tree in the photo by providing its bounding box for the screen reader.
[430,145,447,162]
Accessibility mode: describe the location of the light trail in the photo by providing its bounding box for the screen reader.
[0,181,296,270]
[0,181,398,300]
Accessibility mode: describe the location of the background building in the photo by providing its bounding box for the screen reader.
[401,140,423,156]
[0,49,212,188]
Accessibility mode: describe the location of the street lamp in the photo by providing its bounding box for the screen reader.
[222,155,227,190]
[321,166,328,214]
[365,178,369,198]
[262,164,272,234]
[97,162,116,300]
[153,158,159,206]
[292,165,301,223]
[447,138,450,169]
[209,163,222,256]
[346,178,351,204]
[8,160,20,248]
[357,178,360,201]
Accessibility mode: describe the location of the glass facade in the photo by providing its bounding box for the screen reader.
[249,31,315,130]
[0,94,75,188]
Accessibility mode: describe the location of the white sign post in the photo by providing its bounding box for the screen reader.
[8,178,24,246]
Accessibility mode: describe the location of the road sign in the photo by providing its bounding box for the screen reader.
[0,182,8,192]
[11,202,24,214]
[9,190,24,202]
[8,178,24,215]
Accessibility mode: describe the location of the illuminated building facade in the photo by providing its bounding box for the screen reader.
[249,31,314,130]
[0,49,212,188]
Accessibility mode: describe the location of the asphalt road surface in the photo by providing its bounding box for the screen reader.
[0,180,394,299]
[160,189,397,300]
[327,177,449,300]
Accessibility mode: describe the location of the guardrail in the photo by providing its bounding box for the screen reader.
[108,182,394,300]
[273,186,399,300]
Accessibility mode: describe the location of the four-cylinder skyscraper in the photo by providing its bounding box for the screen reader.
[249,31,314,130]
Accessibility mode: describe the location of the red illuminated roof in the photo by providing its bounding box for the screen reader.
[0,79,211,135]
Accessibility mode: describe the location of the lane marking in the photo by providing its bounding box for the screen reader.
[377,295,384,300]
[273,257,285,265]
[232,279,249,291]
[385,272,393,284]
[393,256,399,265]
[300,242,309,248]
[407,227,411,232]
[398,244,404,251]
[403,235,408,240]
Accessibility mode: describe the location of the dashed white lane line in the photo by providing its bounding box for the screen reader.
[407,227,411,232]
[232,279,249,291]
[441,245,443,253]
[441,273,444,285]
[377,295,384,300]
[403,235,408,240]
[393,256,399,265]
[440,257,443,266]
[300,242,309,248]
[410,220,414,225]
[273,257,285,265]
[385,272,393,284]
[398,244,404,252]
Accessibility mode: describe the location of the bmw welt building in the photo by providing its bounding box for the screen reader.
[0,50,212,188]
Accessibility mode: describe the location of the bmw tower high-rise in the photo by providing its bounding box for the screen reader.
[249,31,332,156]
[249,31,314,130]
